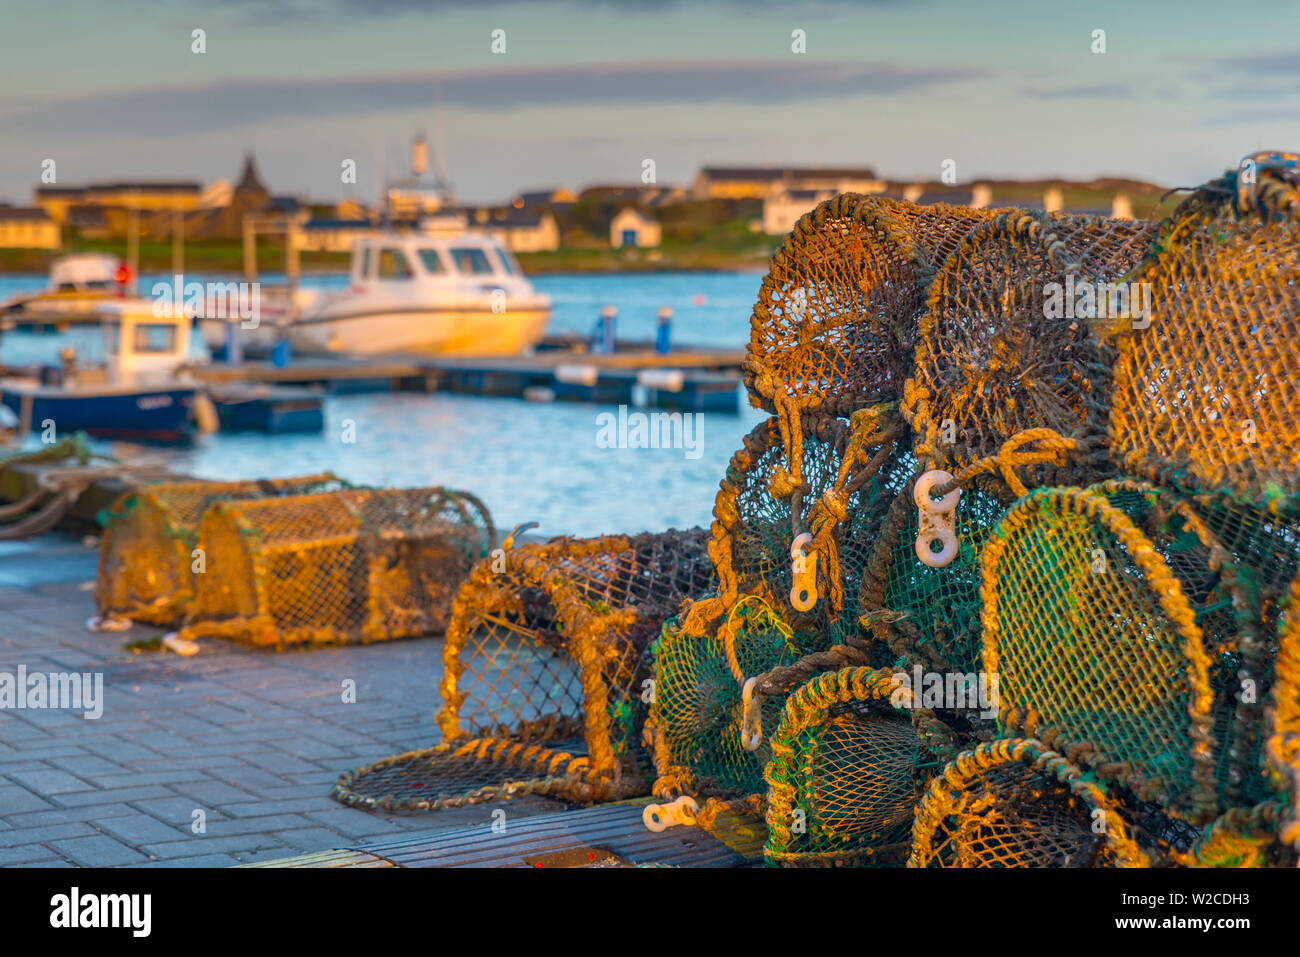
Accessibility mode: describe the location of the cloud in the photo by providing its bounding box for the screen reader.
[1207,50,1300,76]
[1019,83,1134,101]
[2,60,989,136]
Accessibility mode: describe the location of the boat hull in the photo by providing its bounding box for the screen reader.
[0,384,195,443]
[287,306,553,357]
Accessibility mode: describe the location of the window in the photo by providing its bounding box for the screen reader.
[133,323,178,353]
[493,248,518,276]
[417,249,448,275]
[448,247,494,275]
[376,248,414,279]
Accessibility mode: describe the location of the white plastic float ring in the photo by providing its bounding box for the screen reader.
[642,795,700,832]
[913,470,961,569]
[789,532,819,612]
[741,677,763,751]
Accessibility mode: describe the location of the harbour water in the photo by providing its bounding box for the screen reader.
[1,270,767,537]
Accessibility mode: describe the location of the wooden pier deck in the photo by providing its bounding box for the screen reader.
[245,798,766,868]
[188,344,746,413]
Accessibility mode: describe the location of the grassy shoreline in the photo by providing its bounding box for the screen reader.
[0,230,781,277]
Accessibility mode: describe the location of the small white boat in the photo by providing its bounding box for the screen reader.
[1,253,129,325]
[199,228,552,358]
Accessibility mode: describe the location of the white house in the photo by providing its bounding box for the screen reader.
[762,188,838,235]
[487,210,561,253]
[610,207,661,248]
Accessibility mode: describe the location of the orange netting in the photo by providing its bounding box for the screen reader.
[94,474,350,626]
[177,486,492,648]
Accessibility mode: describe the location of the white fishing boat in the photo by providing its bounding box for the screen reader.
[1,253,130,325]
[199,228,552,358]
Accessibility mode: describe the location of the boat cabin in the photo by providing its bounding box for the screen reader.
[51,300,192,389]
[46,253,125,295]
[346,232,525,289]
[98,300,192,385]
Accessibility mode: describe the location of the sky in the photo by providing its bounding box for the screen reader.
[0,0,1296,205]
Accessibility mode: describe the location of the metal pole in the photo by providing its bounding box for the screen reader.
[172,205,184,278]
[126,209,139,295]
[243,216,257,283]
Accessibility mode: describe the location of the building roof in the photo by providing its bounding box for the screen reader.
[86,182,201,194]
[771,188,837,201]
[237,153,266,193]
[699,166,877,181]
[612,206,655,225]
[914,188,974,206]
[490,209,552,228]
[304,218,374,230]
[0,206,53,222]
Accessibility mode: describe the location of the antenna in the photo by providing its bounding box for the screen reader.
[431,79,454,204]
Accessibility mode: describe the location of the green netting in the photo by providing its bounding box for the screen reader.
[692,407,903,651]
[764,666,955,866]
[858,455,1011,675]
[648,597,813,801]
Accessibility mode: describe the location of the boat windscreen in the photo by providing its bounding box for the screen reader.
[449,247,495,276]
[417,248,448,275]
[493,248,518,276]
[377,248,415,279]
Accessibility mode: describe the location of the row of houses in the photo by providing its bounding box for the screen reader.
[0,161,1148,251]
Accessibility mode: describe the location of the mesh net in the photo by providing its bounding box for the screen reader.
[909,739,1148,868]
[178,487,493,648]
[764,666,955,866]
[979,482,1261,822]
[94,474,349,626]
[338,529,717,808]
[745,194,997,417]
[333,716,592,811]
[1268,575,1300,853]
[905,211,1157,493]
[647,597,814,802]
[1106,170,1299,507]
[692,406,903,648]
[858,458,1011,674]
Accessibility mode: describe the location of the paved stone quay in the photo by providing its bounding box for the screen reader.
[0,533,562,867]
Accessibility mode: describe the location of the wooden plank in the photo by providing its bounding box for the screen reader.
[237,849,395,868]
[350,798,764,868]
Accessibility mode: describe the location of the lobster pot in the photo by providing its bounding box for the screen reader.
[180,487,493,648]
[746,194,996,418]
[94,474,348,626]
[695,406,904,650]
[1268,575,1300,855]
[909,740,1149,868]
[645,598,807,803]
[857,460,1011,675]
[764,667,956,867]
[904,211,1157,491]
[1107,170,1300,505]
[979,482,1290,824]
[333,530,714,811]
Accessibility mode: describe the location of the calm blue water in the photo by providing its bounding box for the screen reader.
[0,270,767,537]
